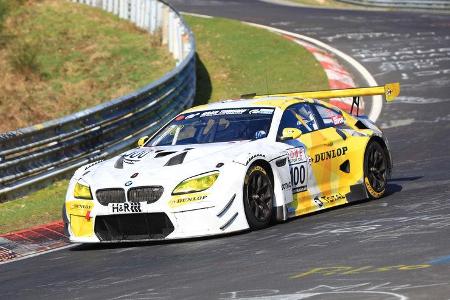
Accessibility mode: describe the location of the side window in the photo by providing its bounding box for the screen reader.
[315,105,345,128]
[277,103,319,141]
[177,125,197,144]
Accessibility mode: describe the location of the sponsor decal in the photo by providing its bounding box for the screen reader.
[70,203,93,210]
[313,197,324,208]
[290,162,308,193]
[248,108,274,115]
[286,148,310,193]
[84,160,103,171]
[123,149,151,164]
[245,165,267,184]
[111,202,142,213]
[314,146,348,163]
[287,147,306,164]
[131,173,139,178]
[282,182,292,191]
[332,115,344,125]
[169,194,208,208]
[365,177,384,198]
[200,109,248,117]
[186,108,274,119]
[245,154,266,166]
[185,113,200,119]
[313,193,346,208]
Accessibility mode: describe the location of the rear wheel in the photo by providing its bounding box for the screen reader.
[364,140,388,199]
[243,165,274,230]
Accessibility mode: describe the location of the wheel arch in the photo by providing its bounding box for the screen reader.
[248,158,291,222]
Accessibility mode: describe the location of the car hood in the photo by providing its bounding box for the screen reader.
[78,141,255,188]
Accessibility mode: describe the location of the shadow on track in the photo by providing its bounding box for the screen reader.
[389,176,422,182]
[70,228,249,252]
[385,182,403,197]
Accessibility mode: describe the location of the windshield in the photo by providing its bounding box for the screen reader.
[149,108,275,146]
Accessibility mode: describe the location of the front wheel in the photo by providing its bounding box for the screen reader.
[243,165,274,230]
[364,140,388,199]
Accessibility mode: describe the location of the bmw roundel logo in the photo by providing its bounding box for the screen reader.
[125,181,133,186]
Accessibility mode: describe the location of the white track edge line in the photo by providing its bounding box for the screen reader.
[242,21,382,122]
[180,14,382,120]
[242,22,382,122]
[181,12,213,18]
[180,13,382,121]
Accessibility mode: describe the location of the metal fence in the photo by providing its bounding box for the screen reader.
[337,0,450,9]
[0,0,196,200]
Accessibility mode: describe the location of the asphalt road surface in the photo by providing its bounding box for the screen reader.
[1,1,450,299]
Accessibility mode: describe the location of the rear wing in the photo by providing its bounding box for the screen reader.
[242,83,400,116]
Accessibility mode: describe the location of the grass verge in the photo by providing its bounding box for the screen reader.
[0,180,69,234]
[0,15,328,234]
[0,0,174,132]
[185,15,328,102]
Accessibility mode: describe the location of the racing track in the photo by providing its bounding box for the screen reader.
[1,1,450,299]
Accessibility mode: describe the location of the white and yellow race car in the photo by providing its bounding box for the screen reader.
[63,83,400,243]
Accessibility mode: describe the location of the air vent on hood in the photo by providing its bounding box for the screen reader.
[155,151,177,158]
[165,152,187,166]
[114,156,124,169]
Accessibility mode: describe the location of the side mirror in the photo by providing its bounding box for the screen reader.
[281,128,302,141]
[137,136,149,147]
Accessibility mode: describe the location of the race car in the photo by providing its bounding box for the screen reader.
[63,83,400,243]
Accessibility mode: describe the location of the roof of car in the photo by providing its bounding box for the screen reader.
[182,96,316,114]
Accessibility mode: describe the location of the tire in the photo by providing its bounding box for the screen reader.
[243,164,274,230]
[62,204,70,237]
[364,140,388,199]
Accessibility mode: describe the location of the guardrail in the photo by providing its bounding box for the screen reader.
[337,0,450,9]
[0,0,196,200]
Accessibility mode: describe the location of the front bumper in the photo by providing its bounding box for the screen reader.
[65,192,247,243]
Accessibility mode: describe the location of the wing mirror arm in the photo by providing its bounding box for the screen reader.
[137,136,149,147]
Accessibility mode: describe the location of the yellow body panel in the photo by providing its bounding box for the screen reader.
[66,200,94,237]
[288,125,372,217]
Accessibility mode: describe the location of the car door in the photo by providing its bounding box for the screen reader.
[276,103,328,216]
[307,103,356,204]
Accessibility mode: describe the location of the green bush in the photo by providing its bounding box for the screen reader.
[9,40,41,76]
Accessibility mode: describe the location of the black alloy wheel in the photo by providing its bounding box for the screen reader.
[243,165,274,230]
[364,141,388,199]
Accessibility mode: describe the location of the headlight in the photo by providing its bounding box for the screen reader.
[74,182,93,200]
[172,172,219,195]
